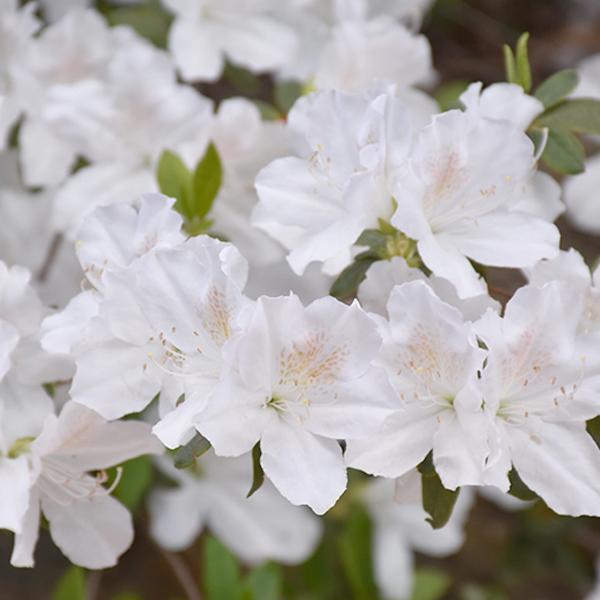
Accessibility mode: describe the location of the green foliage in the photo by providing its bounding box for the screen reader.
[507,468,537,502]
[503,33,531,92]
[241,563,282,600]
[330,224,419,300]
[112,593,143,600]
[156,144,223,235]
[224,63,261,96]
[534,69,579,109]
[113,456,154,511]
[329,254,377,301]
[535,98,600,135]
[104,2,172,48]
[275,80,304,114]
[173,432,211,469]
[411,568,452,600]
[52,566,86,600]
[338,504,378,600]
[418,453,460,529]
[247,442,265,498]
[434,80,470,111]
[538,129,585,175]
[203,537,242,600]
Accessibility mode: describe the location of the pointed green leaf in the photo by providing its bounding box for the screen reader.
[105,5,172,48]
[112,455,153,510]
[339,504,377,600]
[534,69,579,109]
[192,142,223,219]
[330,255,377,300]
[247,442,265,498]
[535,98,600,135]
[411,568,452,600]
[173,432,211,469]
[203,537,241,600]
[418,453,460,529]
[507,468,538,501]
[275,80,303,114]
[515,33,532,92]
[52,567,86,600]
[503,44,517,85]
[541,129,585,175]
[241,564,282,600]
[156,149,192,217]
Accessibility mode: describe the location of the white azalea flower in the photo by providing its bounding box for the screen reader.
[564,154,600,234]
[314,16,433,93]
[198,294,395,514]
[41,194,185,356]
[474,282,600,516]
[459,82,565,223]
[14,8,114,187]
[254,87,411,275]
[45,31,213,237]
[526,249,600,339]
[148,453,321,564]
[0,0,40,149]
[363,476,473,600]
[390,108,560,298]
[161,0,298,82]
[574,53,600,99]
[358,256,498,321]
[10,401,162,568]
[346,281,487,489]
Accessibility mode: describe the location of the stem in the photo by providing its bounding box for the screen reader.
[159,548,203,600]
[86,570,102,600]
[36,233,62,282]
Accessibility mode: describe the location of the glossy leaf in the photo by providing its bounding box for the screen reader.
[247,442,265,498]
[534,69,579,109]
[535,98,600,135]
[203,537,241,600]
[418,453,460,529]
[173,432,211,470]
[52,567,86,600]
[192,142,223,219]
[541,129,585,175]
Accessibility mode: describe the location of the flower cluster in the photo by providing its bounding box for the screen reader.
[4,0,600,598]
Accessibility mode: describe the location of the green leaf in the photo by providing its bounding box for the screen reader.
[203,536,241,600]
[411,568,452,600]
[253,100,281,121]
[173,432,211,469]
[112,455,153,510]
[156,149,192,216]
[105,5,172,48]
[192,142,223,219]
[52,566,86,600]
[503,45,517,85]
[507,468,537,501]
[112,593,143,600]
[434,80,470,112]
[535,98,600,135]
[515,33,532,92]
[541,128,585,175]
[224,63,261,96]
[241,564,282,600]
[274,80,303,114]
[534,69,579,109]
[338,504,377,600]
[247,442,264,498]
[330,255,376,300]
[418,453,460,529]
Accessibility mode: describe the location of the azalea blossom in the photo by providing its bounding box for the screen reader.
[563,154,600,234]
[358,256,498,321]
[254,87,411,275]
[390,106,560,298]
[345,280,487,490]
[474,282,600,516]
[10,401,162,568]
[198,294,395,514]
[161,0,298,82]
[148,453,321,564]
[45,31,212,237]
[363,476,473,600]
[0,0,39,149]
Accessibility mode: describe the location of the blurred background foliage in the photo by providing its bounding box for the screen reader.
[3,0,600,598]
